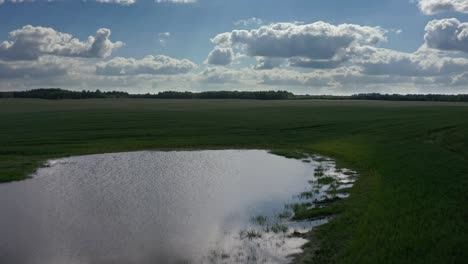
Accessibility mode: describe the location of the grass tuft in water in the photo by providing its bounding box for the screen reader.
[271,224,289,233]
[240,229,263,240]
[252,215,267,226]
[314,166,325,177]
[317,176,335,185]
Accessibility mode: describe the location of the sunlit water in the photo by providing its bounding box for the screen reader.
[0,150,355,264]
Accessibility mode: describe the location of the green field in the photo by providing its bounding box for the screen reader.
[1,98,467,263]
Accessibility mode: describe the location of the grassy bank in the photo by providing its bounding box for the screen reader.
[1,98,467,263]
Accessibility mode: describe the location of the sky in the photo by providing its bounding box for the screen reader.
[0,0,467,95]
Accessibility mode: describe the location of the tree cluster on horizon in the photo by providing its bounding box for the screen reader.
[1,88,468,102]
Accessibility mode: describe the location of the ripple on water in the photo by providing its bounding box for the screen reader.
[0,150,357,264]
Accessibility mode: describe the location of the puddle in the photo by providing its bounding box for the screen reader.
[0,150,357,263]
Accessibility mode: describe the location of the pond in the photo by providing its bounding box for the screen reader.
[0,150,356,264]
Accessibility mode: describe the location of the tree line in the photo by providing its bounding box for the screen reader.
[350,93,468,102]
[0,89,294,100]
[1,88,468,102]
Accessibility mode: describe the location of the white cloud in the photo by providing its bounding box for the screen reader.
[424,18,468,53]
[212,22,386,60]
[0,26,123,61]
[0,18,466,94]
[353,46,468,76]
[417,0,468,15]
[234,18,264,27]
[198,67,245,84]
[95,55,197,76]
[254,57,284,70]
[211,21,387,69]
[0,56,69,79]
[288,57,348,69]
[206,47,234,65]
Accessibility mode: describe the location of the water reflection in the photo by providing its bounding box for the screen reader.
[0,150,355,264]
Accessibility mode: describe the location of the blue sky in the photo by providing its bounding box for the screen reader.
[0,0,467,94]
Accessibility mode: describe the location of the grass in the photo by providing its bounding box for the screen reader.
[293,205,343,220]
[270,223,289,233]
[240,229,263,240]
[252,215,268,226]
[1,98,467,263]
[317,176,336,185]
[314,166,326,177]
[327,187,353,195]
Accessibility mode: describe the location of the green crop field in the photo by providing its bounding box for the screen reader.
[1,98,467,263]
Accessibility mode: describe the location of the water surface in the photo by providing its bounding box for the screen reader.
[0,150,350,263]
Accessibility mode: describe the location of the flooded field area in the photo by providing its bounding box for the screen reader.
[0,150,357,264]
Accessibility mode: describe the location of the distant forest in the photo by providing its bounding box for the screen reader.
[1,88,468,102]
[0,89,294,100]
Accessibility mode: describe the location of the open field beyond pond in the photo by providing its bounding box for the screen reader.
[1,98,467,263]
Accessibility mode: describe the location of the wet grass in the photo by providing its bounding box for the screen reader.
[327,187,352,195]
[317,176,336,185]
[240,230,263,240]
[299,191,316,199]
[314,196,342,205]
[252,215,268,226]
[270,149,309,159]
[270,223,289,233]
[290,202,313,215]
[314,166,326,177]
[294,206,342,220]
[1,98,467,263]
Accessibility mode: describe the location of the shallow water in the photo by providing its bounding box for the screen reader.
[0,150,354,264]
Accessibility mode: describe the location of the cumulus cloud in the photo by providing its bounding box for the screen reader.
[0,25,123,61]
[196,44,468,93]
[210,21,387,69]
[0,17,466,94]
[424,18,468,53]
[212,22,386,60]
[417,0,468,15]
[206,47,234,65]
[254,57,284,70]
[190,19,468,93]
[95,55,197,76]
[353,46,468,76]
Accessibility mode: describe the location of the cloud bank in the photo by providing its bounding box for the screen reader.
[0,26,123,61]
[96,55,197,76]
